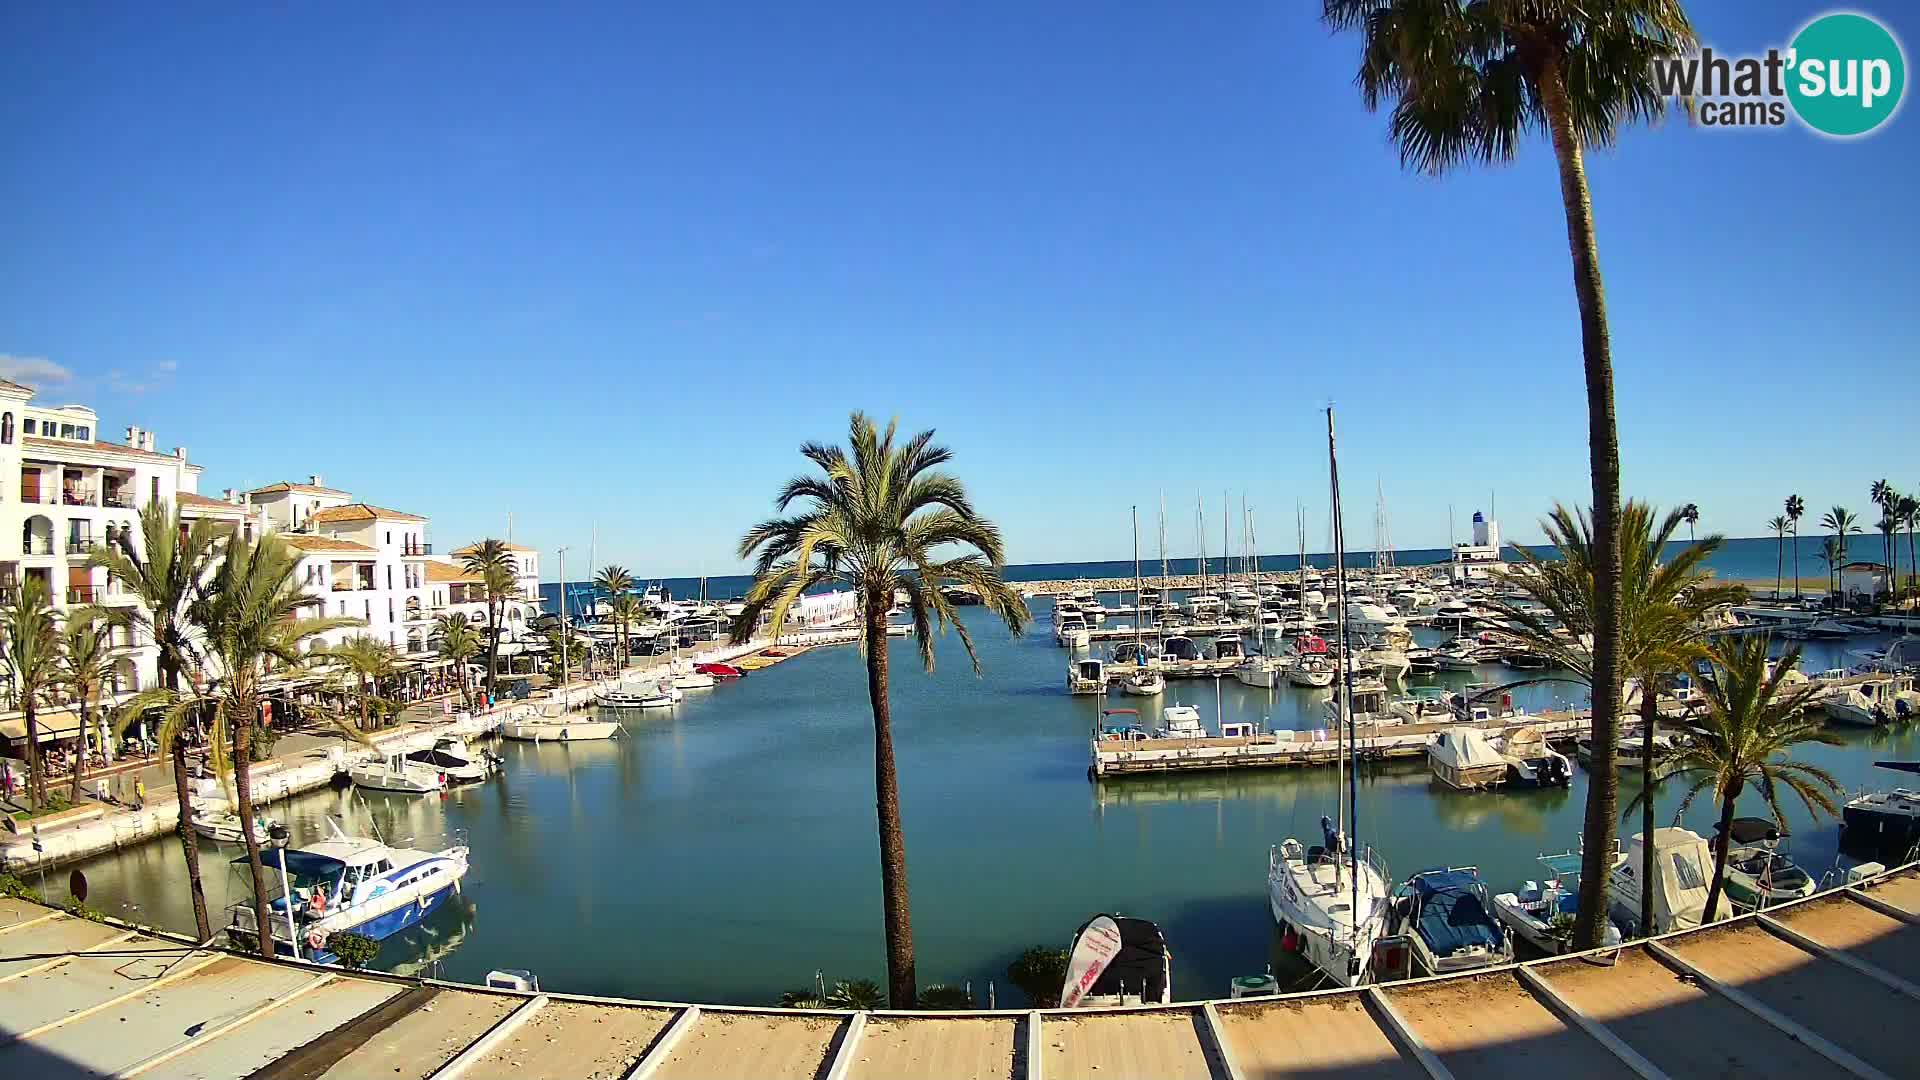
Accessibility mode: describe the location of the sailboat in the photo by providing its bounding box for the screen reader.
[1119,507,1165,697]
[1268,407,1392,988]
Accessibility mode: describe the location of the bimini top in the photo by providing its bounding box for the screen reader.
[1717,817,1785,845]
[237,847,345,879]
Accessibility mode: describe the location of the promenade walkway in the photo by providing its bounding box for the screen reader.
[1,861,1913,1079]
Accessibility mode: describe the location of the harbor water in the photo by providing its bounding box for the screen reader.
[57,601,1919,1005]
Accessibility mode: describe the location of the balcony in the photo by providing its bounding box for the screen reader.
[67,585,99,604]
[103,491,135,509]
[62,489,97,508]
[66,538,104,558]
[22,539,54,557]
[403,542,433,556]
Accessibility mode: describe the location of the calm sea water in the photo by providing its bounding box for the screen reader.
[541,533,1888,613]
[60,597,1917,1006]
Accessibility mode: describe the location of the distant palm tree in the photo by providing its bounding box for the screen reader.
[1820,506,1860,599]
[1,580,60,810]
[1767,515,1789,600]
[1900,494,1920,597]
[91,499,223,939]
[1319,2,1696,950]
[185,532,360,956]
[1870,481,1897,591]
[1877,516,1899,602]
[1680,503,1700,543]
[730,412,1030,1005]
[326,635,399,730]
[1490,502,1741,940]
[1661,635,1841,923]
[432,614,483,710]
[460,540,517,701]
[1786,495,1806,600]
[56,607,127,806]
[595,565,636,667]
[607,593,644,669]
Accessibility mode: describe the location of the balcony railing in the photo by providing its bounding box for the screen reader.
[62,490,97,507]
[67,586,99,604]
[403,543,433,556]
[22,540,54,556]
[103,492,134,509]
[65,538,103,557]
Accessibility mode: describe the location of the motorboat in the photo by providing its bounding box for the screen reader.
[1212,635,1247,663]
[1841,778,1920,855]
[1097,708,1150,743]
[1068,657,1107,695]
[1404,648,1440,678]
[1427,728,1508,790]
[1395,687,1454,724]
[1110,641,1154,667]
[502,702,620,741]
[1605,828,1724,936]
[1434,644,1484,672]
[1362,646,1410,681]
[1578,726,1682,769]
[1121,669,1165,696]
[1492,850,1624,956]
[1185,593,1224,618]
[1716,818,1815,911]
[671,661,717,689]
[225,818,468,964]
[1823,674,1919,727]
[1157,705,1206,739]
[1501,649,1550,671]
[693,662,745,678]
[598,681,657,708]
[406,736,500,785]
[1391,868,1512,977]
[192,810,281,846]
[1269,832,1391,988]
[1160,635,1202,663]
[1498,727,1572,788]
[1059,914,1172,1007]
[1288,657,1334,688]
[349,752,447,795]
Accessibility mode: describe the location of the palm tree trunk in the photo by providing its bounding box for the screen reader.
[1701,788,1740,925]
[1540,57,1624,952]
[169,738,212,939]
[1638,684,1659,936]
[863,590,915,1007]
[1792,526,1800,600]
[1775,535,1783,600]
[232,703,276,958]
[71,699,90,806]
[24,700,43,810]
[486,602,501,702]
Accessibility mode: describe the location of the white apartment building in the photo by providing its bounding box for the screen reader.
[245,480,435,656]
[0,380,258,704]
[430,542,542,647]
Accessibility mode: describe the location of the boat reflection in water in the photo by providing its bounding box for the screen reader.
[386,892,480,980]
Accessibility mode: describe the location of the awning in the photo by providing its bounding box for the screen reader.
[0,710,88,743]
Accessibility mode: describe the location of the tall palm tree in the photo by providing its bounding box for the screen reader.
[1,580,60,810]
[432,614,483,710]
[1489,502,1741,941]
[1820,506,1859,599]
[187,532,359,956]
[460,540,516,702]
[1785,495,1806,600]
[1680,503,1699,543]
[1877,515,1899,602]
[730,412,1029,1005]
[325,635,398,730]
[56,606,127,805]
[1870,480,1896,578]
[1767,515,1789,600]
[1321,1,1695,948]
[1900,494,1919,598]
[1660,635,1841,923]
[91,499,223,939]
[607,593,644,670]
[594,565,635,667]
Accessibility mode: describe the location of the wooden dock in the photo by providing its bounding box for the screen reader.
[1091,711,1590,778]
[1,862,1915,1079]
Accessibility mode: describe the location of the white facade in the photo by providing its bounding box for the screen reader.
[432,542,542,645]
[0,381,239,700]
[245,482,436,656]
[1450,511,1503,585]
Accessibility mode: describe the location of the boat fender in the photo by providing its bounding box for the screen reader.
[1281,927,1298,953]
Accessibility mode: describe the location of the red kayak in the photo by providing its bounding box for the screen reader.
[694,662,745,678]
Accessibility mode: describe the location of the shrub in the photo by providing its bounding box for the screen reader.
[0,873,38,901]
[326,931,381,969]
[777,989,826,1009]
[1007,947,1069,1008]
[916,984,974,1010]
[824,978,885,1010]
[61,898,106,923]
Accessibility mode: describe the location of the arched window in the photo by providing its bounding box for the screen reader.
[1,413,12,444]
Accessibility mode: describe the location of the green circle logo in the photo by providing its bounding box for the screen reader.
[1787,12,1906,137]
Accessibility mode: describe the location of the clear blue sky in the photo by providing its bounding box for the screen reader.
[4,2,1914,578]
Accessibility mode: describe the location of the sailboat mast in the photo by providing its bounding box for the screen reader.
[1132,506,1144,659]
[1328,406,1360,930]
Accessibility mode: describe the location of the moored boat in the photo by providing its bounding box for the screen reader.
[1427,727,1508,791]
[1716,818,1815,911]
[192,810,282,846]
[349,753,447,795]
[1491,850,1624,956]
[1391,867,1512,976]
[502,703,620,741]
[1059,914,1172,1007]
[406,736,500,785]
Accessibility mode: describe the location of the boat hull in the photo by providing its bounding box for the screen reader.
[502,720,620,742]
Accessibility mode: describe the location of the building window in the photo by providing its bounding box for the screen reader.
[76,426,89,441]
[243,524,253,541]
[151,477,160,504]
[388,598,395,622]
[385,531,392,545]
[363,599,371,620]
[21,418,33,435]
[1,413,11,444]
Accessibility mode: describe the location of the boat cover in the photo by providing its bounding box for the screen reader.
[1410,870,1502,956]
[406,749,467,770]
[1069,914,1169,1002]
[237,848,345,877]
[1718,817,1784,845]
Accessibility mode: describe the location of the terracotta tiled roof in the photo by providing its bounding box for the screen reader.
[248,481,353,497]
[309,503,426,524]
[22,436,184,462]
[451,541,536,554]
[176,492,250,516]
[281,534,375,554]
[426,561,482,583]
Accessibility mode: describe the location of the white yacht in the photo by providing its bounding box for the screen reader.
[1158,705,1206,739]
[349,752,447,795]
[1185,593,1224,618]
[1269,834,1391,988]
[1054,615,1091,649]
[192,810,281,846]
[671,658,717,689]
[227,819,468,963]
[1068,657,1107,695]
[406,736,499,785]
[1212,634,1247,663]
[1824,674,1919,727]
[1122,669,1165,696]
[502,702,620,742]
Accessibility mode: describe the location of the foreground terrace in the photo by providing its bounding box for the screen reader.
[0,862,1914,1079]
